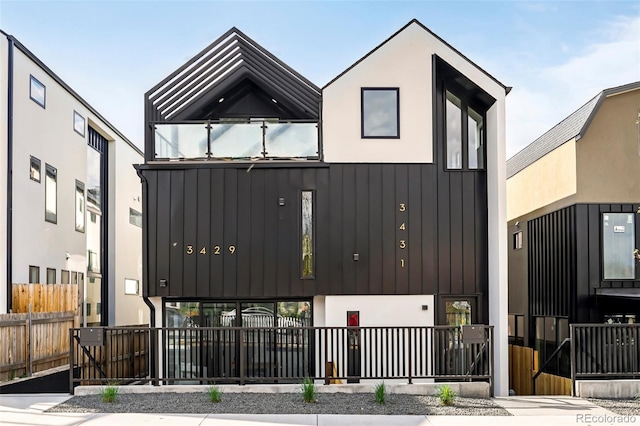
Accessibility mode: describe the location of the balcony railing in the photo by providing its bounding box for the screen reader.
[152,120,319,161]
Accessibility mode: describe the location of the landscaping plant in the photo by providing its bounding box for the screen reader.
[374,381,386,405]
[100,382,119,403]
[435,384,457,406]
[207,385,223,403]
[301,377,317,403]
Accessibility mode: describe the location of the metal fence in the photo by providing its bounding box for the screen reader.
[69,325,493,394]
[571,323,640,383]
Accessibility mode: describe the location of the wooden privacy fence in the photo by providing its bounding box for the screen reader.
[12,283,78,314]
[508,344,571,396]
[0,311,76,381]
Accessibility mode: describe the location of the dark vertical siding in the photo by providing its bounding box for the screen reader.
[141,163,488,309]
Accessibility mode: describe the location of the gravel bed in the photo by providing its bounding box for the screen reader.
[48,392,510,416]
[588,398,640,416]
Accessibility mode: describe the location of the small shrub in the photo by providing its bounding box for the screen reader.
[435,384,457,406]
[301,377,317,403]
[208,385,223,403]
[374,381,386,405]
[100,383,119,403]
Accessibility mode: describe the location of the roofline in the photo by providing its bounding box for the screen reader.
[323,18,509,92]
[1,30,143,157]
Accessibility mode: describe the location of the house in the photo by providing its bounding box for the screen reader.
[0,31,148,326]
[507,82,640,374]
[137,20,509,394]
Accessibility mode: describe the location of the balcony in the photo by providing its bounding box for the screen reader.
[152,120,319,161]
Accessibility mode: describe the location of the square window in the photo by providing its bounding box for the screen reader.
[125,278,139,295]
[361,88,399,138]
[73,111,85,137]
[30,156,41,182]
[61,270,70,284]
[29,266,40,283]
[46,268,56,284]
[30,75,45,108]
[45,164,57,223]
[129,208,142,228]
[602,213,635,279]
[513,231,523,250]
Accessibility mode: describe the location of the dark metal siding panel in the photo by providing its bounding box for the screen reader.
[449,172,463,295]
[156,172,171,297]
[181,170,196,297]
[262,169,279,295]
[588,204,601,290]
[146,171,158,297]
[236,169,252,298]
[288,168,303,298]
[381,165,396,294]
[222,169,238,297]
[276,169,291,296]
[368,164,383,295]
[209,169,225,298]
[407,165,422,294]
[196,169,211,297]
[475,172,488,298]
[395,165,409,294]
[342,165,357,294]
[328,166,343,295]
[355,166,370,295]
[314,168,330,293]
[437,171,451,294]
[421,166,437,294]
[249,170,265,297]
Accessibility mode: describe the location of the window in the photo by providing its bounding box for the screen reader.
[76,181,85,232]
[29,266,39,283]
[445,90,486,170]
[129,208,142,228]
[603,213,636,279]
[30,156,41,182]
[73,111,85,137]
[513,231,523,250]
[86,303,91,316]
[29,75,45,108]
[508,314,525,346]
[46,268,56,284]
[361,88,399,138]
[125,278,139,295]
[61,270,70,284]
[45,164,57,223]
[301,190,314,278]
[71,271,78,285]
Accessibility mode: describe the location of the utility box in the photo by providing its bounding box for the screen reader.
[461,325,485,344]
[79,328,105,346]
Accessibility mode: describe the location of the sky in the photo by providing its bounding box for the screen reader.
[1,0,639,158]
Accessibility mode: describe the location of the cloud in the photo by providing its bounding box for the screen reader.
[507,14,640,158]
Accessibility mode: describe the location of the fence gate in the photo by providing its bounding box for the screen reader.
[508,344,571,395]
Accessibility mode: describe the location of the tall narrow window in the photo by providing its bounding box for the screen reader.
[301,190,314,278]
[603,213,635,279]
[76,180,85,232]
[61,270,70,284]
[73,111,85,137]
[468,107,484,169]
[29,75,45,108]
[45,164,57,223]
[129,208,142,227]
[446,91,462,169]
[361,88,399,138]
[46,268,56,284]
[513,231,523,250]
[30,156,41,182]
[29,266,40,283]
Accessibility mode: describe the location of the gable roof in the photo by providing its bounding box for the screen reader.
[507,81,640,179]
[146,27,321,120]
[323,18,510,93]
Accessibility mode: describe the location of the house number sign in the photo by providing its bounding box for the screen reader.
[399,202,407,268]
[184,244,236,255]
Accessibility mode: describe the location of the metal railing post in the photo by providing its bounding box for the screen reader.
[239,328,245,385]
[408,328,413,384]
[489,326,494,397]
[570,325,576,396]
[69,328,75,395]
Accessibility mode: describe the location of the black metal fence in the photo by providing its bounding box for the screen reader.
[571,323,640,383]
[69,325,493,394]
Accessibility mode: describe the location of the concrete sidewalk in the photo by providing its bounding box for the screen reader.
[1,393,637,426]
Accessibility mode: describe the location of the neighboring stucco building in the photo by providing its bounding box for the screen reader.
[138,20,509,394]
[0,31,148,326]
[507,82,640,372]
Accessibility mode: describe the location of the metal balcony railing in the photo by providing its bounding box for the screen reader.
[152,120,319,161]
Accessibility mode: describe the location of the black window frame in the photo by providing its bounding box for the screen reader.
[300,189,315,279]
[44,163,57,223]
[76,180,85,232]
[361,87,400,139]
[30,156,41,183]
[513,231,523,250]
[29,266,40,284]
[444,87,487,171]
[73,110,85,137]
[29,75,46,108]
[46,267,56,284]
[601,212,636,281]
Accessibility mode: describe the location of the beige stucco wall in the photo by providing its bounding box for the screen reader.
[575,88,640,203]
[0,37,8,312]
[507,140,577,221]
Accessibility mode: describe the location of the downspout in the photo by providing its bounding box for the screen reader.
[6,36,14,313]
[136,166,158,385]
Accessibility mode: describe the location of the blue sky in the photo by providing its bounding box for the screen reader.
[1,1,639,157]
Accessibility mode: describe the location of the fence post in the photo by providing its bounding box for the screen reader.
[570,324,576,397]
[69,328,75,395]
[489,326,494,397]
[27,303,32,376]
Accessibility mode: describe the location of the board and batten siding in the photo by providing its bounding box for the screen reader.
[139,163,488,306]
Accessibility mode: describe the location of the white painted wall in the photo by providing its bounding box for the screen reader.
[0,37,9,312]
[315,295,434,327]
